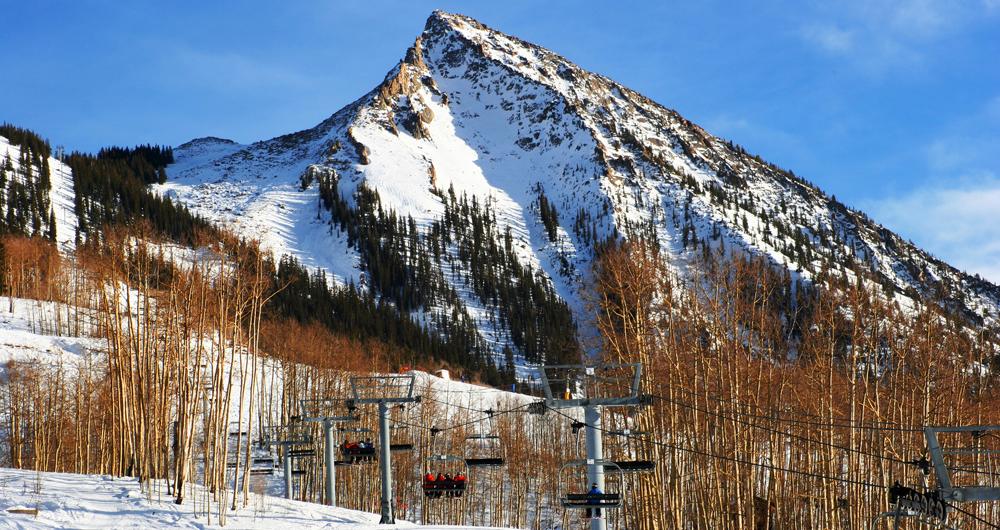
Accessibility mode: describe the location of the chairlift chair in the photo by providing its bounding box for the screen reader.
[253,456,276,466]
[338,426,376,463]
[390,424,414,452]
[606,460,655,473]
[225,454,277,475]
[605,429,656,473]
[464,434,506,467]
[248,455,276,475]
[423,454,469,499]
[559,460,624,513]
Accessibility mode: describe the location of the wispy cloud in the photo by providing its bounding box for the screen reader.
[925,95,1000,172]
[800,24,854,53]
[797,0,998,73]
[164,46,313,92]
[866,173,1000,283]
[871,95,1000,283]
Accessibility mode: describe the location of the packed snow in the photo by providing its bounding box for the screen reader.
[0,468,513,529]
[0,294,533,528]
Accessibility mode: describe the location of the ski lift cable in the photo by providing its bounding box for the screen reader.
[404,384,925,467]
[646,391,1000,471]
[945,465,1000,478]
[943,501,1000,529]
[389,401,539,434]
[421,394,502,415]
[544,405,886,489]
[541,363,918,432]
[651,386,921,432]
[645,392,913,464]
[435,401,538,433]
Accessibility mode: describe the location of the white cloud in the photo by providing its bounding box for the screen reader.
[800,25,854,53]
[866,173,1000,283]
[165,47,312,92]
[797,0,998,72]
[883,0,957,38]
[927,136,997,172]
[924,95,1000,172]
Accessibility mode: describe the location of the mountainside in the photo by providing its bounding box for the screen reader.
[0,128,76,249]
[160,11,1000,369]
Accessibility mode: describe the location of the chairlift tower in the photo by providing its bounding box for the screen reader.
[924,425,1000,503]
[540,363,649,530]
[348,375,421,524]
[300,398,360,507]
[880,425,1000,528]
[261,424,312,500]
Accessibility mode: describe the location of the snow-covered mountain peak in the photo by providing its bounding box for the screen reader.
[163,11,1000,370]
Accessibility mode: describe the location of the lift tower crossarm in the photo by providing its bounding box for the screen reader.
[924,425,1000,503]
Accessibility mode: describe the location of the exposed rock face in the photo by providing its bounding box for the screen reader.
[345,128,370,165]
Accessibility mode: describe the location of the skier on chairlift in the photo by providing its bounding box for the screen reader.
[586,482,603,519]
[422,472,437,498]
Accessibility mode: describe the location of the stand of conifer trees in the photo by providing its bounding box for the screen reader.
[66,145,211,246]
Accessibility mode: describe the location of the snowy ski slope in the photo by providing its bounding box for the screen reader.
[0,136,78,252]
[0,468,513,529]
[0,295,534,529]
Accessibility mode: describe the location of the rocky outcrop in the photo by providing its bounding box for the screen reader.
[345,127,370,165]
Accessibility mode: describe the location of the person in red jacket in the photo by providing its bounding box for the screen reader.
[422,472,436,498]
[453,472,467,497]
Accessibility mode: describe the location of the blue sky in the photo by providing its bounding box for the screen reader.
[2,0,999,280]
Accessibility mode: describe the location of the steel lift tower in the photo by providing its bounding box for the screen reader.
[261,424,312,500]
[540,363,650,530]
[347,375,421,524]
[880,425,1000,528]
[300,398,360,507]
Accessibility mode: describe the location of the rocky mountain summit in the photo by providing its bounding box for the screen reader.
[160,11,1000,369]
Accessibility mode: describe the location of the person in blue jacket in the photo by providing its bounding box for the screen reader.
[585,482,603,519]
